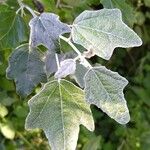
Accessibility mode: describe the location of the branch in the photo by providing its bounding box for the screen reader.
[59,35,92,68]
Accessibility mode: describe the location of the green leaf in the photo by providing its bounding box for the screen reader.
[0,91,15,106]
[0,10,28,50]
[6,44,47,97]
[84,66,130,124]
[25,79,94,150]
[0,104,8,118]
[82,136,101,150]
[29,13,71,52]
[72,9,142,60]
[144,0,150,7]
[100,0,136,26]
[0,123,15,140]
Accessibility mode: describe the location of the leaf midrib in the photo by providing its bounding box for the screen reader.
[0,13,17,42]
[29,83,58,127]
[74,24,126,40]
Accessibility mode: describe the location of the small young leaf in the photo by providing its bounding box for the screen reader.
[84,66,130,124]
[55,59,76,78]
[72,9,142,60]
[29,13,71,52]
[6,44,47,97]
[0,10,28,50]
[25,79,94,150]
[45,52,77,77]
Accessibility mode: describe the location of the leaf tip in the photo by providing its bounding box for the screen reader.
[117,112,130,125]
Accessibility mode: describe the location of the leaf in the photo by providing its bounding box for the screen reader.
[0,123,15,140]
[84,66,130,124]
[144,0,150,7]
[74,63,88,88]
[82,136,101,150]
[0,9,28,50]
[45,52,77,77]
[72,9,142,60]
[45,52,64,77]
[55,59,76,78]
[0,104,8,118]
[0,91,15,106]
[100,0,136,26]
[25,79,94,150]
[6,44,47,97]
[29,13,71,52]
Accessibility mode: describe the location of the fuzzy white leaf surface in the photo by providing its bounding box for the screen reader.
[29,13,71,52]
[25,80,94,150]
[72,8,142,60]
[55,59,76,78]
[84,66,130,124]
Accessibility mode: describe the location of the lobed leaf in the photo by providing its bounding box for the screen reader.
[84,66,130,124]
[25,79,94,150]
[29,13,71,52]
[71,8,142,60]
[6,44,47,97]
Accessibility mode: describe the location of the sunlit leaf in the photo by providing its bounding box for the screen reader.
[72,9,142,60]
[0,104,8,117]
[25,79,94,150]
[84,66,130,124]
[0,123,15,140]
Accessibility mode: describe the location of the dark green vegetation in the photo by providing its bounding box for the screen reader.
[0,0,150,149]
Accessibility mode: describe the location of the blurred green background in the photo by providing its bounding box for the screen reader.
[0,0,150,149]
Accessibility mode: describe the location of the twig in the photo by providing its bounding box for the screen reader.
[56,0,61,8]
[17,0,37,17]
[55,53,60,69]
[59,35,92,68]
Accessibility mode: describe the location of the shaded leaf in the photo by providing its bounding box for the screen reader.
[29,13,71,52]
[25,79,94,150]
[144,0,150,7]
[55,59,76,78]
[82,136,101,150]
[100,0,136,26]
[6,44,47,97]
[72,9,142,60]
[45,52,64,77]
[74,63,88,88]
[0,10,28,50]
[0,91,15,106]
[84,66,130,124]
